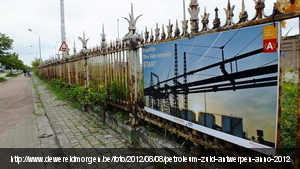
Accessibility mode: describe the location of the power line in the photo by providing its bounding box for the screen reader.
[259,59,278,68]
[233,32,263,57]
[186,52,221,60]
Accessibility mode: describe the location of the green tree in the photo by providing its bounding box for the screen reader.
[0,33,26,73]
[0,53,25,73]
[24,65,32,70]
[31,58,41,69]
[0,33,13,57]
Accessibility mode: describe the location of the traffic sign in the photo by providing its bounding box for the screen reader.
[59,41,69,51]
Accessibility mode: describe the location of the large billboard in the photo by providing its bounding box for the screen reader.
[143,23,279,155]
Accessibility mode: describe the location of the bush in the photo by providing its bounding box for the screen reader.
[48,79,107,108]
[0,77,6,82]
[5,73,18,77]
[48,79,69,100]
[280,82,297,158]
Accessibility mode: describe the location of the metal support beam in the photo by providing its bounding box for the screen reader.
[173,44,179,117]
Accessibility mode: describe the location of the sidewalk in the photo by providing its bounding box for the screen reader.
[31,75,154,169]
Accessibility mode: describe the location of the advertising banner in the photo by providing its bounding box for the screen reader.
[143,23,279,155]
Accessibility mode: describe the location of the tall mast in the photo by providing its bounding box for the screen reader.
[183,0,186,22]
[60,0,68,58]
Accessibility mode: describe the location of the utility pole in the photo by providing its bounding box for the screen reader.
[60,0,68,58]
[183,0,186,22]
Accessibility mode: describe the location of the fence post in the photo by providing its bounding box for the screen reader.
[78,31,90,88]
[125,43,140,126]
[58,62,61,79]
[123,3,142,126]
[67,60,71,84]
[84,56,89,88]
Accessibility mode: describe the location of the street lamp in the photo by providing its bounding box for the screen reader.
[117,19,120,40]
[28,29,42,61]
[30,45,38,59]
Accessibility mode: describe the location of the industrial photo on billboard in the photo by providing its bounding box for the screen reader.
[143,23,279,150]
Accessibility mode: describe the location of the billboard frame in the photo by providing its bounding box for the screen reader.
[142,23,281,155]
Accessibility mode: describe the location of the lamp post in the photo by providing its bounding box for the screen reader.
[30,45,38,59]
[28,29,42,61]
[117,19,120,40]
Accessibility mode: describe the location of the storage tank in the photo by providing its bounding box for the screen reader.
[181,109,196,122]
[221,115,243,137]
[199,113,215,129]
[221,115,231,133]
[170,107,181,118]
[232,117,243,137]
[181,109,188,120]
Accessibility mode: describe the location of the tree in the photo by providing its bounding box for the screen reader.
[0,53,25,73]
[31,58,41,76]
[0,33,26,72]
[31,58,41,69]
[0,33,13,57]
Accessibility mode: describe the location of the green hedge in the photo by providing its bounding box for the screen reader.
[0,77,6,82]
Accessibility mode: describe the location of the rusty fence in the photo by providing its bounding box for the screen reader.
[39,43,140,110]
[38,1,300,168]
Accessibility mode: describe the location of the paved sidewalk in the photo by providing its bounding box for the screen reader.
[32,75,154,169]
